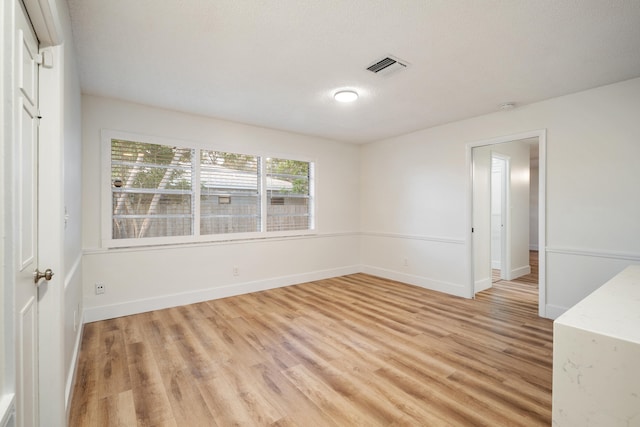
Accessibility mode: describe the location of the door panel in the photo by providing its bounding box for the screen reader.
[15,1,40,425]
[19,98,37,270]
[18,298,37,427]
[18,26,38,105]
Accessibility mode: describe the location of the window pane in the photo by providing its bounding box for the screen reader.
[200,150,260,234]
[111,139,194,239]
[266,158,309,195]
[112,193,192,239]
[266,158,312,232]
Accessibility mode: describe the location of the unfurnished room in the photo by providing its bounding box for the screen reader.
[1,1,640,426]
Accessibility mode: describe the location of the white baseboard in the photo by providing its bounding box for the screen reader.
[361,265,468,298]
[65,311,84,419]
[510,264,531,280]
[545,304,568,320]
[491,261,501,270]
[475,277,492,293]
[529,244,539,251]
[84,265,360,323]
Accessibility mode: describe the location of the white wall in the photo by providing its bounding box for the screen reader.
[55,0,83,415]
[361,77,640,318]
[360,127,468,297]
[82,95,361,321]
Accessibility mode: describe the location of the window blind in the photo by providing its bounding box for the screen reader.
[111,139,193,239]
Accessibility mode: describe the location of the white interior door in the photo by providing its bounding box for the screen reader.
[490,158,503,270]
[490,154,510,279]
[15,2,41,425]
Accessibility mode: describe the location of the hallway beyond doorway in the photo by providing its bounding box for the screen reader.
[480,251,539,315]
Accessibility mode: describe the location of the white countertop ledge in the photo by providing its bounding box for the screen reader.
[554,264,640,344]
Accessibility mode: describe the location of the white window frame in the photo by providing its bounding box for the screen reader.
[101,130,316,248]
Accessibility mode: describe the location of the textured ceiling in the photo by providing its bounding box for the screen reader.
[66,0,640,143]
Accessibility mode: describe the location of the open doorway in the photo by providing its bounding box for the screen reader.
[468,130,546,317]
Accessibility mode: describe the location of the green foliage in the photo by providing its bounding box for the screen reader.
[268,158,309,176]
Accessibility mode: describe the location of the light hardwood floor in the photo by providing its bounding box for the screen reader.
[69,271,552,426]
[492,251,539,286]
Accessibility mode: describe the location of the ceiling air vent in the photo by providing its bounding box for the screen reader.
[366,55,409,76]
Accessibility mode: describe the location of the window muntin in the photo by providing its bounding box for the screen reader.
[105,134,314,247]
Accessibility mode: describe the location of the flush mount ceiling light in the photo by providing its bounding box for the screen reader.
[334,90,359,103]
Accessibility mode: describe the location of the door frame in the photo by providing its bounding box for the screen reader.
[466,129,547,317]
[1,0,12,422]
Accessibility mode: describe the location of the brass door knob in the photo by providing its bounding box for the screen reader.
[33,268,54,284]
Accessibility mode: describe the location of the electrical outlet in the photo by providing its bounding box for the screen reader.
[95,283,105,295]
[233,266,239,276]
[403,258,408,267]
